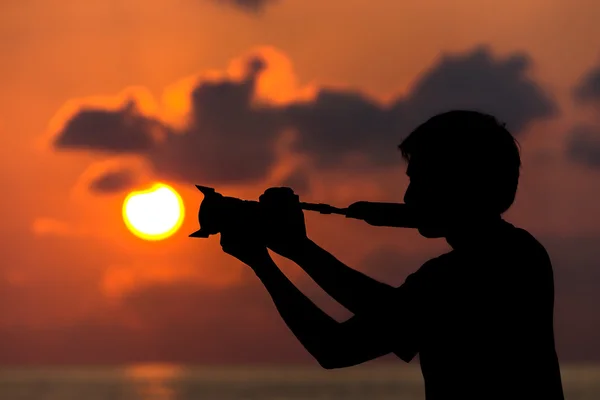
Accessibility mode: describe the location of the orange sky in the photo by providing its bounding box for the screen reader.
[1,0,600,365]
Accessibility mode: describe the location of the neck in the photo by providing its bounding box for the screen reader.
[445,215,505,250]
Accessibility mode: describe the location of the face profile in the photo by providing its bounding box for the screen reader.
[399,110,521,240]
[402,154,457,239]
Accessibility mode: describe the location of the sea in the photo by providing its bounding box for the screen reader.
[0,363,598,400]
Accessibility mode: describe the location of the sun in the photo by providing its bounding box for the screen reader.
[122,183,185,241]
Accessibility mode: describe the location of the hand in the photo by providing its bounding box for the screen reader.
[259,187,309,258]
[220,226,271,268]
[345,201,372,220]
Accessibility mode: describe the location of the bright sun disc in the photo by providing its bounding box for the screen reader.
[122,183,185,241]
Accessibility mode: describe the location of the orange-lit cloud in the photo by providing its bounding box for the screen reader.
[48,45,558,196]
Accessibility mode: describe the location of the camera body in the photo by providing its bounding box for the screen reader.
[189,185,263,238]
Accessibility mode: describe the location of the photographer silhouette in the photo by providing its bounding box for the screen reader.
[220,110,565,399]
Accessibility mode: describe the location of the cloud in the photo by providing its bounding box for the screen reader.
[68,158,153,198]
[50,46,558,190]
[53,100,168,154]
[569,62,600,171]
[565,125,600,168]
[89,168,138,194]
[210,0,277,13]
[148,58,282,184]
[286,46,557,168]
[573,64,600,105]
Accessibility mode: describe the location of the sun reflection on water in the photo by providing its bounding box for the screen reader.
[124,363,184,400]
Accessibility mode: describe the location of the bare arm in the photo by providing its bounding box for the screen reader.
[284,238,396,315]
[258,187,397,315]
[248,253,408,369]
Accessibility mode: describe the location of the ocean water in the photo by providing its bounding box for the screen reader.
[0,364,598,400]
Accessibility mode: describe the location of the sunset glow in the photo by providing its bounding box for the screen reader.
[2,0,600,369]
[122,183,184,241]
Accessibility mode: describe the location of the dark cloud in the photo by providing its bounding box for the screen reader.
[211,0,277,13]
[565,125,600,168]
[287,46,557,167]
[89,168,138,194]
[52,46,558,188]
[573,65,600,105]
[53,100,167,154]
[403,49,555,133]
[149,59,281,184]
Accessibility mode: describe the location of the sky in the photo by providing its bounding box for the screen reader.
[1,0,600,365]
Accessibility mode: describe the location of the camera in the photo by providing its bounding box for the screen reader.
[189,185,419,239]
[189,185,266,238]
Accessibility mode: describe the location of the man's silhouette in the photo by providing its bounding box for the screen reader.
[220,110,565,399]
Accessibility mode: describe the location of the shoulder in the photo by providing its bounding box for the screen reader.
[393,253,454,308]
[506,225,555,286]
[421,252,453,270]
[511,225,552,264]
[403,251,454,284]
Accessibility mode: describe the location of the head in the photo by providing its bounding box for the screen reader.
[399,110,521,238]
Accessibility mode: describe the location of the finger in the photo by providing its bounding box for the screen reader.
[261,187,294,199]
[278,187,295,195]
[221,230,261,247]
[219,235,229,248]
[260,187,298,205]
[219,232,239,247]
[220,237,241,255]
[260,188,280,203]
[220,239,233,254]
[262,187,285,197]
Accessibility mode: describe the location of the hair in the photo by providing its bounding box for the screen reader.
[398,110,521,215]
